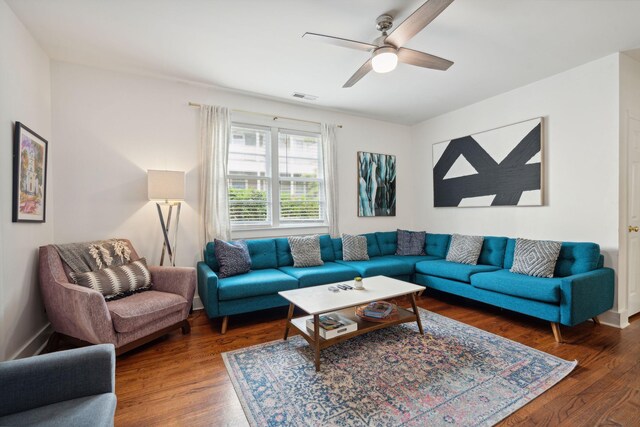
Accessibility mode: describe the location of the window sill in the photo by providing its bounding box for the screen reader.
[231,224,330,239]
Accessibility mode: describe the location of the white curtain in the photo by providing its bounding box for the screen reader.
[200,105,231,248]
[321,123,340,237]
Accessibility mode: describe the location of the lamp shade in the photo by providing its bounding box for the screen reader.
[147,170,185,201]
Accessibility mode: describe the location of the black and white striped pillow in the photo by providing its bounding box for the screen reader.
[510,238,562,278]
[69,258,152,301]
[342,234,369,261]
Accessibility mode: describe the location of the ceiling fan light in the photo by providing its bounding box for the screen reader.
[371,46,398,73]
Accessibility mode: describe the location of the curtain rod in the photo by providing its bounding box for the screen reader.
[188,102,342,128]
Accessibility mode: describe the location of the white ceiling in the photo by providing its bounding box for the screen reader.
[7,0,640,125]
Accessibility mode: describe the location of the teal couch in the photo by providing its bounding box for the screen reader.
[197,231,614,341]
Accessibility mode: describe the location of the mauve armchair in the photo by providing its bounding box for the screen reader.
[39,239,196,355]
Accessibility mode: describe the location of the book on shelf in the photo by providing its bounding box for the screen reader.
[363,301,394,319]
[306,313,357,339]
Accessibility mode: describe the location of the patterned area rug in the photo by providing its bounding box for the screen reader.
[223,308,576,426]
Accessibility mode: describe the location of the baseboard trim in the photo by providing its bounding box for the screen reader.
[193,295,204,311]
[9,323,53,360]
[598,309,629,329]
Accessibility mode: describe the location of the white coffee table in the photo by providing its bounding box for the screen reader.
[278,275,426,371]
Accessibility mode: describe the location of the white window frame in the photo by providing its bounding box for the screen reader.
[228,121,328,234]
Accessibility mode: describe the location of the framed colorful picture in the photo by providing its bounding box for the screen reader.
[357,151,396,217]
[12,122,48,223]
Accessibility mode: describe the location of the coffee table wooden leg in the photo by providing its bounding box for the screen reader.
[410,292,424,335]
[313,314,321,371]
[283,303,295,340]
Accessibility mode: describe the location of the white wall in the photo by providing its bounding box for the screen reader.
[50,62,414,271]
[0,1,52,360]
[411,54,622,321]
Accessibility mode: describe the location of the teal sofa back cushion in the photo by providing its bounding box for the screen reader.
[425,234,450,258]
[275,235,335,266]
[245,239,278,270]
[332,238,343,260]
[375,231,397,256]
[204,242,218,271]
[363,233,382,257]
[504,239,601,277]
[478,236,508,267]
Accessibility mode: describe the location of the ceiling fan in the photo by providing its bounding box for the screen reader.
[303,0,455,88]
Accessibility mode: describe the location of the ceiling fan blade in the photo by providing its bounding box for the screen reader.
[303,32,377,52]
[385,0,454,48]
[343,59,373,88]
[397,47,453,70]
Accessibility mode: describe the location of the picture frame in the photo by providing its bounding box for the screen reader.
[357,151,396,217]
[12,122,48,223]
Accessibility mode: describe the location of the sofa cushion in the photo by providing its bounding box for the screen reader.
[70,258,152,301]
[280,262,358,288]
[504,239,601,277]
[396,229,426,256]
[245,239,278,270]
[379,255,439,269]
[107,290,188,333]
[332,237,343,260]
[342,234,369,261]
[415,259,500,283]
[446,234,484,265]
[375,231,397,256]
[217,269,298,301]
[510,238,562,278]
[425,233,451,258]
[335,257,414,277]
[288,235,323,267]
[0,394,116,427]
[363,233,382,257]
[470,269,562,304]
[276,235,335,267]
[214,239,251,278]
[478,236,508,267]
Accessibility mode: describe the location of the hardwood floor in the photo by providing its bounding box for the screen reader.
[113,292,640,426]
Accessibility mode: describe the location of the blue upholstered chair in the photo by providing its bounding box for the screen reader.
[0,344,116,426]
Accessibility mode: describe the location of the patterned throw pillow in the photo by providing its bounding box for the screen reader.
[446,234,484,265]
[288,235,324,268]
[342,234,369,261]
[215,239,252,279]
[69,258,152,301]
[396,229,426,256]
[510,238,562,278]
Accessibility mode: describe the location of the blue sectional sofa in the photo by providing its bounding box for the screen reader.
[197,231,614,341]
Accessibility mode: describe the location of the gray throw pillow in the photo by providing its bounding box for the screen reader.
[288,235,324,268]
[214,239,251,279]
[510,238,562,278]
[396,229,426,256]
[342,234,369,261]
[69,258,152,301]
[446,234,484,265]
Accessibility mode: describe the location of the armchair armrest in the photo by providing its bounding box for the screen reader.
[197,262,219,318]
[560,268,614,326]
[148,266,196,301]
[0,344,115,416]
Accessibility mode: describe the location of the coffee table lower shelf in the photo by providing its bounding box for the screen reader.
[286,305,423,371]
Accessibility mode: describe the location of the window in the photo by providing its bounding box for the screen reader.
[227,124,325,229]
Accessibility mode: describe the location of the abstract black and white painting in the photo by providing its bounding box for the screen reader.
[432,118,543,207]
[358,151,396,216]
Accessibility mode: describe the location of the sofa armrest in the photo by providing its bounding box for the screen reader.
[0,344,115,416]
[560,268,614,326]
[148,266,196,308]
[197,262,219,318]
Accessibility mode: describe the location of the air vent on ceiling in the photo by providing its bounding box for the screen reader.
[292,92,318,101]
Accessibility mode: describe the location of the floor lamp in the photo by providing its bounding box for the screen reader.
[148,170,185,266]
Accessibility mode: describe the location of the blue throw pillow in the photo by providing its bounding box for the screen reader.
[214,239,251,279]
[396,229,426,256]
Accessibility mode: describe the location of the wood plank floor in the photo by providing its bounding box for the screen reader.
[113,292,640,426]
